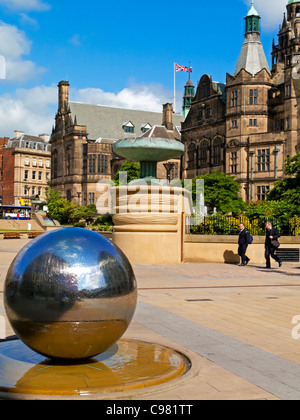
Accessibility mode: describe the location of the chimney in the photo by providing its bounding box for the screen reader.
[162,103,174,131]
[14,130,24,139]
[58,80,70,111]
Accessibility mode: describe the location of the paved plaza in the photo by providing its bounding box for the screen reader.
[1,238,300,400]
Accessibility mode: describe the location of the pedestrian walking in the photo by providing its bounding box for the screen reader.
[265,222,282,269]
[238,223,250,266]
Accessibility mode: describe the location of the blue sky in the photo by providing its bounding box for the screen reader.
[0,0,289,137]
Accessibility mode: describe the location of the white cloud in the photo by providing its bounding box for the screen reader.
[73,83,174,113]
[0,82,175,138]
[243,0,287,31]
[0,0,50,12]
[0,22,31,59]
[6,59,46,82]
[0,55,5,79]
[0,21,46,82]
[0,85,57,137]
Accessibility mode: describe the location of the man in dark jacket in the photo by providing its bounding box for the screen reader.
[265,222,282,269]
[238,223,250,266]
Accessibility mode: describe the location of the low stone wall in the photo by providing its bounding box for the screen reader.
[184,235,300,265]
[0,219,42,232]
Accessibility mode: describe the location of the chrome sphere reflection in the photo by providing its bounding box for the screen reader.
[4,228,137,360]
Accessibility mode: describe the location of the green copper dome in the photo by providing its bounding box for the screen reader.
[288,0,300,4]
[246,1,260,17]
[244,1,261,34]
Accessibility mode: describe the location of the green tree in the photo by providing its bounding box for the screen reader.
[114,161,140,185]
[46,189,98,226]
[45,189,81,225]
[46,189,73,225]
[245,200,292,232]
[80,204,97,225]
[70,204,97,226]
[267,151,300,217]
[191,171,245,216]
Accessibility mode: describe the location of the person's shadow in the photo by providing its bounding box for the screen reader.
[223,250,240,265]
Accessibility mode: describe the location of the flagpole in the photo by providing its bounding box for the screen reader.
[174,62,176,113]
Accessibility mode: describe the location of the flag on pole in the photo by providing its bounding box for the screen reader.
[174,62,192,113]
[175,63,192,73]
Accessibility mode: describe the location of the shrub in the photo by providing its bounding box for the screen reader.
[290,217,300,236]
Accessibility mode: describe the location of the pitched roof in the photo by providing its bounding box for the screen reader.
[69,102,184,141]
[234,32,270,77]
[140,125,181,141]
[6,134,51,151]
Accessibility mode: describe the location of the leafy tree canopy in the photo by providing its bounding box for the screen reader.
[46,189,97,225]
[267,151,300,216]
[191,171,246,216]
[114,161,140,186]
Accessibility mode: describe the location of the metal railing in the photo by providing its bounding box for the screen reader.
[186,216,300,237]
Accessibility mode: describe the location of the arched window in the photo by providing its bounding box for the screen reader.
[198,140,209,168]
[187,143,197,169]
[212,138,223,166]
[66,145,72,176]
[52,150,58,179]
[66,190,72,202]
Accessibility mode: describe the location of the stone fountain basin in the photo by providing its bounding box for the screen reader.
[113,137,184,162]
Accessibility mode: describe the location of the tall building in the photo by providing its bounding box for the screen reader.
[50,81,184,205]
[181,1,300,203]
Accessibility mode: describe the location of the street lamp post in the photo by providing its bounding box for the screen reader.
[249,151,255,202]
[273,146,280,180]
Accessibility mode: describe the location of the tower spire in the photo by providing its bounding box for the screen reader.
[182,63,195,118]
[245,1,260,33]
[234,2,270,76]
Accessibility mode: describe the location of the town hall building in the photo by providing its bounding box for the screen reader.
[50,81,184,205]
[181,0,300,202]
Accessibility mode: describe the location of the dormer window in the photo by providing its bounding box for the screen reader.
[141,123,152,134]
[122,121,135,134]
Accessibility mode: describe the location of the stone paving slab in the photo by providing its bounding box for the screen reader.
[0,239,299,399]
[135,302,300,400]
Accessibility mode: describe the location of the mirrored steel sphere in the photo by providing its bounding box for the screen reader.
[4,228,137,360]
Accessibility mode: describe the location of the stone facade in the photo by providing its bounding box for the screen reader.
[181,1,300,202]
[181,74,227,180]
[0,137,13,205]
[0,133,51,206]
[50,82,184,205]
[50,81,112,206]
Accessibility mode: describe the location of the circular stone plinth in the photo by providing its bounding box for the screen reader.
[0,339,191,399]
